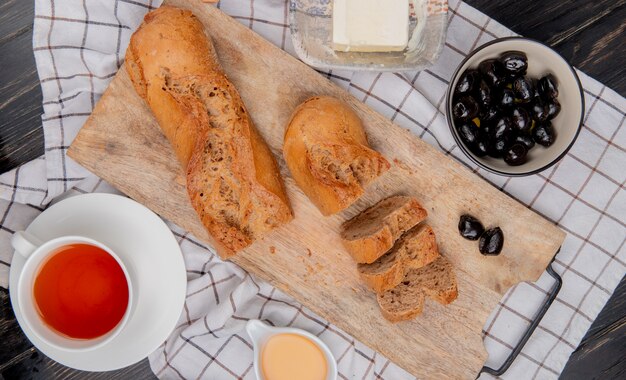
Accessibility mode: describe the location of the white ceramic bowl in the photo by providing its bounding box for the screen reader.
[246,319,337,380]
[446,37,584,176]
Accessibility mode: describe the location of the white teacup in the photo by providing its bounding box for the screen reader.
[12,231,134,352]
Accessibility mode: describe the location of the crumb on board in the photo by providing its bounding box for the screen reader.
[392,158,414,174]
[269,246,276,254]
[306,248,312,257]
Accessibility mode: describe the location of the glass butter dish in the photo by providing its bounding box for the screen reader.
[289,0,449,72]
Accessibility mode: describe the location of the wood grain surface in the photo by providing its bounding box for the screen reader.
[66,1,565,378]
[465,0,626,91]
[0,0,624,379]
[0,0,44,172]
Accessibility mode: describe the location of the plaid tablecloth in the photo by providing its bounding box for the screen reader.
[0,0,624,379]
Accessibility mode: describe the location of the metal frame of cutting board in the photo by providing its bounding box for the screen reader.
[479,256,562,377]
[67,1,566,378]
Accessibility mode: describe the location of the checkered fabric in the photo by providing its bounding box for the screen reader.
[0,0,624,379]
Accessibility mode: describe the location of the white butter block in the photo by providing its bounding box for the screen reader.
[332,0,409,52]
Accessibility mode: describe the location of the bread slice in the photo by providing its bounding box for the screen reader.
[340,196,427,264]
[358,224,439,293]
[377,256,458,322]
[377,286,426,322]
[283,96,390,216]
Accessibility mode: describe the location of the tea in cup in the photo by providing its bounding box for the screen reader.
[12,231,133,351]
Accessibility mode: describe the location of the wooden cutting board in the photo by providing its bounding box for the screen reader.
[68,0,565,378]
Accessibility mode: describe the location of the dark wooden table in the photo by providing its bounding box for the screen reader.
[1,0,624,378]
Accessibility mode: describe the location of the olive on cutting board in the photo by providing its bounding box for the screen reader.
[457,215,504,256]
[458,215,485,240]
[479,227,504,255]
[451,50,561,166]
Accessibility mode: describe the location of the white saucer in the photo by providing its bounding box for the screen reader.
[9,193,187,371]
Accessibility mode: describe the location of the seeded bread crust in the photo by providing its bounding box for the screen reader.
[358,224,439,293]
[377,256,458,322]
[283,96,390,216]
[125,7,292,258]
[340,196,428,264]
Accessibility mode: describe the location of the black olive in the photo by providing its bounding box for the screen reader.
[546,99,561,120]
[479,227,504,255]
[504,143,528,166]
[456,69,481,94]
[478,59,506,88]
[478,123,494,146]
[481,106,500,124]
[538,74,559,100]
[476,80,492,108]
[513,76,535,103]
[469,128,491,157]
[510,106,532,134]
[499,51,528,77]
[531,84,542,100]
[458,214,485,240]
[490,137,511,158]
[453,96,480,121]
[513,134,535,150]
[471,139,489,157]
[457,122,480,146]
[529,101,549,122]
[493,117,513,140]
[485,118,514,157]
[499,88,516,108]
[532,121,556,147]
